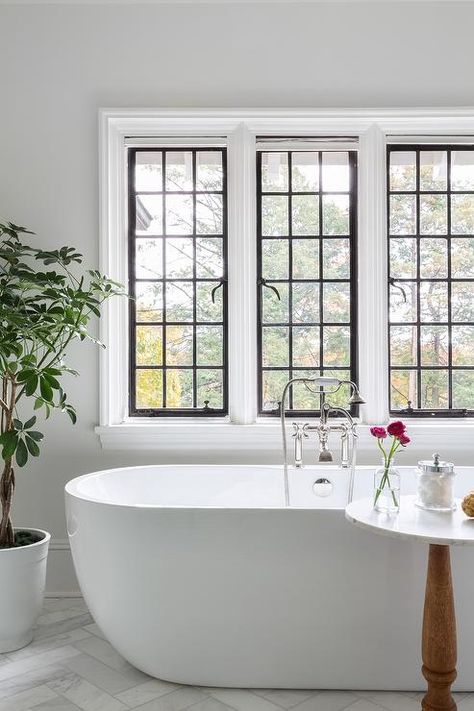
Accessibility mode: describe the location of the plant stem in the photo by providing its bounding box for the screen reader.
[0,376,16,548]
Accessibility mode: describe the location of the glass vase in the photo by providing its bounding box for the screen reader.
[373,461,400,514]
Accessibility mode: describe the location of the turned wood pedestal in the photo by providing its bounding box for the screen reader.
[346,496,474,711]
[422,545,457,711]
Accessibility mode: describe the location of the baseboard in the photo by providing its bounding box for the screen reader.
[46,538,80,596]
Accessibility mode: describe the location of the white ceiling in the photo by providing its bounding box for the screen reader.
[0,0,471,4]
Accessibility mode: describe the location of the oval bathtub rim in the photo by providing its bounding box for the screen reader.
[64,463,360,511]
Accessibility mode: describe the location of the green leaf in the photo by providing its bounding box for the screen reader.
[24,416,36,429]
[27,430,43,442]
[0,431,18,459]
[25,435,40,457]
[65,407,77,425]
[39,376,53,402]
[12,419,23,431]
[15,438,28,467]
[25,374,38,396]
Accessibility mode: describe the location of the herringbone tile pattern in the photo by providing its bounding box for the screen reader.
[0,598,471,711]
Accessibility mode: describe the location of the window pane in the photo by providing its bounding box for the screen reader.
[166,325,193,366]
[451,151,474,191]
[389,151,416,191]
[390,238,417,278]
[420,326,448,366]
[258,149,356,413]
[136,238,163,279]
[196,325,223,366]
[452,194,474,234]
[165,151,193,191]
[390,326,417,366]
[389,195,416,235]
[262,195,288,236]
[451,282,474,322]
[452,326,474,365]
[166,369,193,408]
[196,151,223,191]
[390,370,417,410]
[420,151,447,191]
[323,238,350,278]
[419,238,448,278]
[292,327,320,367]
[261,152,288,192]
[420,282,448,322]
[292,239,319,279]
[197,370,223,409]
[196,238,223,278]
[196,194,223,235]
[136,326,163,366]
[262,370,288,411]
[322,152,349,192]
[136,282,163,322]
[292,195,319,235]
[130,147,227,413]
[323,326,350,366]
[292,152,318,191]
[322,195,349,235]
[323,283,350,323]
[165,194,193,235]
[136,370,163,409]
[262,327,289,367]
[135,151,162,191]
[421,370,448,409]
[420,194,447,235]
[389,281,417,323]
[136,195,163,235]
[452,371,474,409]
[262,240,289,279]
[165,238,194,278]
[292,283,319,323]
[451,238,474,278]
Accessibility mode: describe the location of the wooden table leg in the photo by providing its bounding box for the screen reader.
[421,544,457,711]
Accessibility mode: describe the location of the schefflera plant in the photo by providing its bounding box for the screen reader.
[0,222,123,548]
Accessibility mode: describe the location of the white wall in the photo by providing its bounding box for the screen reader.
[1,1,473,592]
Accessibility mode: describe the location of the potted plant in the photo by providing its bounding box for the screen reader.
[0,221,122,652]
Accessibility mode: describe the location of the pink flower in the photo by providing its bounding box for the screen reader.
[398,433,411,446]
[370,426,387,439]
[387,420,406,438]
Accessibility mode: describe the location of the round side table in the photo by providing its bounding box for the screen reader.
[346,495,474,711]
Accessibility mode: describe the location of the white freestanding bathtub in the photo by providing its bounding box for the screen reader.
[65,464,474,690]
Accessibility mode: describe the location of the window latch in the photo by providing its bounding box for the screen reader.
[211,279,226,304]
[258,278,281,301]
[389,277,407,303]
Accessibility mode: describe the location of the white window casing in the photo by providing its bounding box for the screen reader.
[96,108,474,455]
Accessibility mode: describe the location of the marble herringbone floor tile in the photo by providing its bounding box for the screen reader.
[1,597,472,711]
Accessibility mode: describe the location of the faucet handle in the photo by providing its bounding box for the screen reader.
[292,422,308,468]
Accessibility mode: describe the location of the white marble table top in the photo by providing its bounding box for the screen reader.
[346,496,474,546]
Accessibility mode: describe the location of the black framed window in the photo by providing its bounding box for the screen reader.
[128,147,228,416]
[257,149,358,415]
[388,145,474,416]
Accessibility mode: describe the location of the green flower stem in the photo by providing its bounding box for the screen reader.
[374,435,402,508]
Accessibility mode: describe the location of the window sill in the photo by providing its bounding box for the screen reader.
[95,419,474,452]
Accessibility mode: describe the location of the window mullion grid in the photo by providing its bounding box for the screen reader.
[161,150,167,408]
[415,149,422,410]
[447,148,453,409]
[288,151,294,411]
[192,150,197,409]
[318,152,324,381]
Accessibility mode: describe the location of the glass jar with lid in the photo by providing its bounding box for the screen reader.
[415,453,456,512]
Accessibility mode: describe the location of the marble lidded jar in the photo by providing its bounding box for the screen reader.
[415,453,456,512]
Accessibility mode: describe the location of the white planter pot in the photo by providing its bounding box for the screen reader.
[0,528,50,653]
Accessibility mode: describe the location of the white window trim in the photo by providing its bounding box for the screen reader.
[96,107,474,453]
